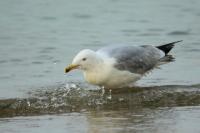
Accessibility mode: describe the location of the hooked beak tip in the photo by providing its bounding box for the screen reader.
[65,67,70,73]
[64,64,79,73]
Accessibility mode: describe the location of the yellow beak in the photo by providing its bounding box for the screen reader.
[65,64,80,73]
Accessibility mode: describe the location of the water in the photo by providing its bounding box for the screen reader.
[0,107,200,133]
[0,0,200,132]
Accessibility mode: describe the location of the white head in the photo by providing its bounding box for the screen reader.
[65,49,102,73]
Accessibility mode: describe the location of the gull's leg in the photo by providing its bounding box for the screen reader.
[107,89,112,100]
[100,86,105,96]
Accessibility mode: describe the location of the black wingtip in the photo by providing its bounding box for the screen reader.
[156,40,182,55]
[170,40,183,44]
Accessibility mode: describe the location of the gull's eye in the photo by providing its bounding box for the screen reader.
[82,58,87,61]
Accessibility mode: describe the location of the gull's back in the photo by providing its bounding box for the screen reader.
[97,45,164,74]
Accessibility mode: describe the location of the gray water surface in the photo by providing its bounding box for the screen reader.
[1,106,200,133]
[0,0,200,132]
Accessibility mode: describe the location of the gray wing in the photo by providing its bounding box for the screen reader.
[98,45,163,74]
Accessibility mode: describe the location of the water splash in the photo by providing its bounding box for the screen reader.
[0,83,200,117]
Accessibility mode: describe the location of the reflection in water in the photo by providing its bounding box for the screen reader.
[0,106,200,133]
[87,106,200,133]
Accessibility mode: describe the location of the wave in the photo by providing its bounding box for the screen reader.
[0,83,200,118]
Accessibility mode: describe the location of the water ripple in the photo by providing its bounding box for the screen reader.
[72,13,92,19]
[167,30,191,36]
[0,60,8,64]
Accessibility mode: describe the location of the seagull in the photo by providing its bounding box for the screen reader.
[65,41,182,89]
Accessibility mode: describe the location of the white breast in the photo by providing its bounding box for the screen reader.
[83,58,141,88]
[83,58,114,85]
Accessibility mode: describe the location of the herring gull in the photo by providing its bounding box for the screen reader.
[65,41,182,89]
